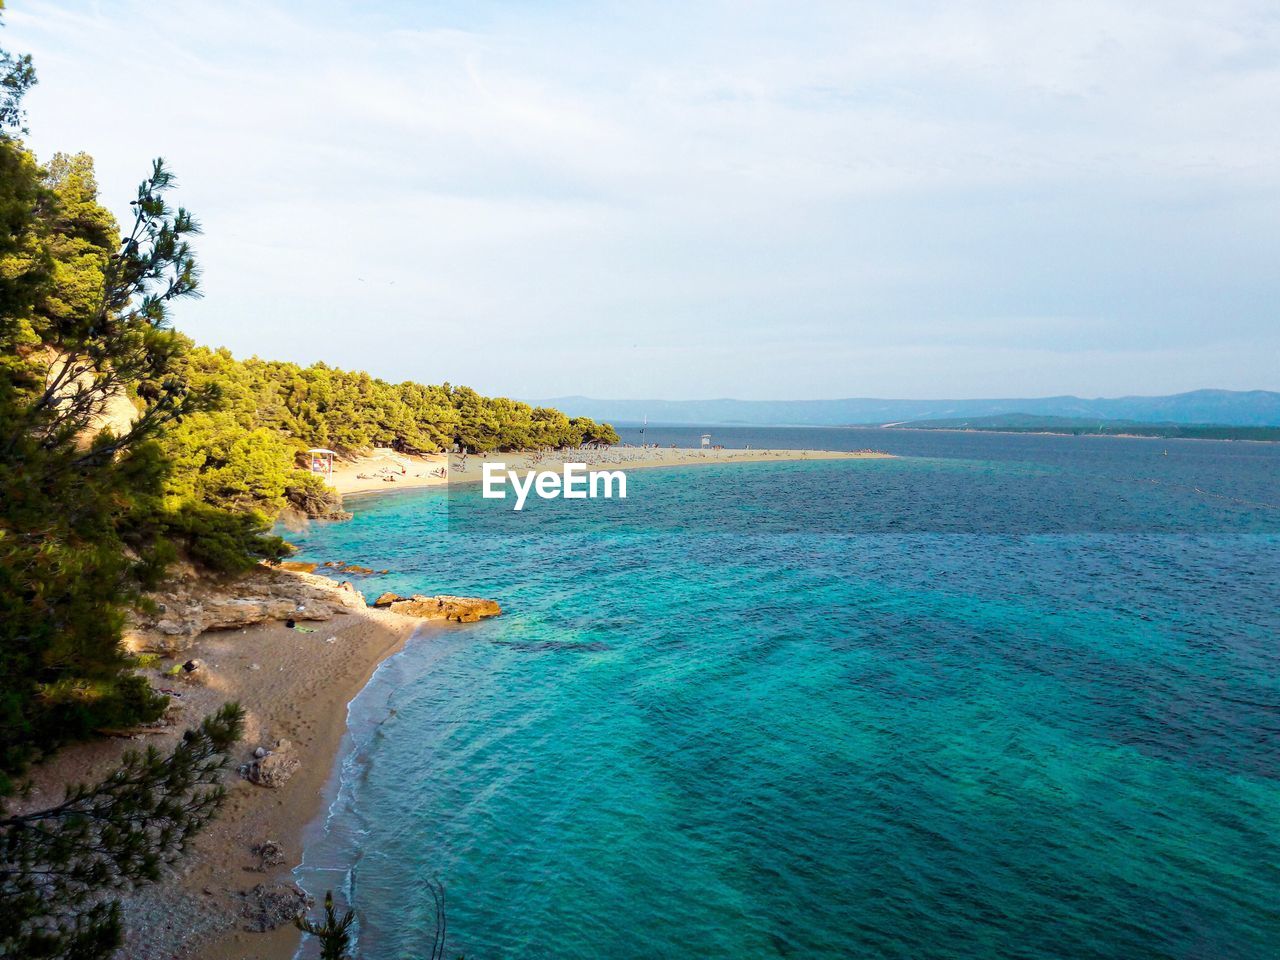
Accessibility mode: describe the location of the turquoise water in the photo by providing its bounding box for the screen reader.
[289,432,1280,959]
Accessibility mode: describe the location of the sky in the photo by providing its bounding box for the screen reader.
[6,1,1280,400]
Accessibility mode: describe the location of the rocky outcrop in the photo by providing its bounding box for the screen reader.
[376,594,502,623]
[126,562,499,654]
[251,840,286,871]
[245,739,300,788]
[125,564,367,655]
[238,884,312,932]
[324,560,391,575]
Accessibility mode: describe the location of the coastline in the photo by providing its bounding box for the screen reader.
[879,426,1280,443]
[19,447,892,960]
[328,446,892,496]
[18,577,439,960]
[181,603,427,960]
[192,448,889,957]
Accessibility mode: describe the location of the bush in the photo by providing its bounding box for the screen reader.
[161,504,291,574]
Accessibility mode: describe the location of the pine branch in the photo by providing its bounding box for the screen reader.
[0,705,243,958]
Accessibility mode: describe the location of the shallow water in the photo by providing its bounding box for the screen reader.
[289,429,1280,959]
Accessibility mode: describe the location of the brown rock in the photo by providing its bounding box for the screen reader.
[372,592,403,608]
[277,560,318,573]
[246,743,301,788]
[251,840,286,871]
[126,564,367,654]
[387,595,501,623]
[238,883,312,931]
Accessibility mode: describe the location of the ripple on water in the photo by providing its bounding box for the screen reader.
[290,434,1280,959]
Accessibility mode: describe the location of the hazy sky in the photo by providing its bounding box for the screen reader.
[8,1,1280,400]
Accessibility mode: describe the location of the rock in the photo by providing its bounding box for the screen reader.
[253,746,267,759]
[246,743,300,788]
[238,883,312,932]
[341,564,376,575]
[387,595,502,623]
[251,839,286,871]
[372,592,403,608]
[155,619,197,637]
[126,564,367,654]
[277,560,318,574]
[201,597,335,631]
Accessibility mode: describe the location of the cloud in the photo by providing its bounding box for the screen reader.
[7,0,1279,398]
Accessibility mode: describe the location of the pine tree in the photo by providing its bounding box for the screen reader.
[0,9,227,778]
[0,704,245,958]
[0,137,211,777]
[295,891,356,960]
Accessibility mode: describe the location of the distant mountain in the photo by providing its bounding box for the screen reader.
[884,413,1280,441]
[530,390,1280,427]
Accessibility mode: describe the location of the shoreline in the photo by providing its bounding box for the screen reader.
[327,446,892,497]
[182,602,428,960]
[23,447,891,959]
[17,573,452,960]
[195,448,890,958]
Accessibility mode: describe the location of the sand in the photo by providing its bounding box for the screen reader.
[15,597,435,960]
[328,446,891,496]
[178,608,425,960]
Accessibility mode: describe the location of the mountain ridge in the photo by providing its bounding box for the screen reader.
[527,389,1280,427]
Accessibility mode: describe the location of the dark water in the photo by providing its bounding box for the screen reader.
[289,429,1280,959]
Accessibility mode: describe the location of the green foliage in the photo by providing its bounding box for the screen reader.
[0,704,244,959]
[285,468,349,520]
[0,132,211,780]
[296,891,355,960]
[148,343,620,535]
[0,11,611,791]
[159,503,290,573]
[0,4,35,135]
[165,347,619,463]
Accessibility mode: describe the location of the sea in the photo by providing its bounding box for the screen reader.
[285,426,1280,959]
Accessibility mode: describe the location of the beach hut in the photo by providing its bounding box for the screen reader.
[307,448,335,481]
[700,434,712,449]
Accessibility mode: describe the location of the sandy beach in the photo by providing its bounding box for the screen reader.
[16,577,443,960]
[328,446,891,496]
